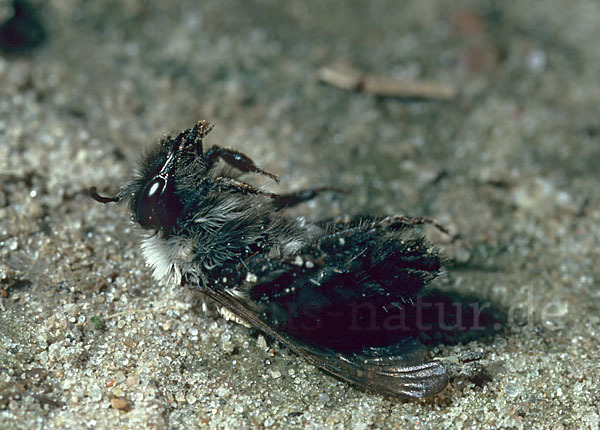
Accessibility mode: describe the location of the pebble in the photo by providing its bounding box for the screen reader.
[110,397,132,412]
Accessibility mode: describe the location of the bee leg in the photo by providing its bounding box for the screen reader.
[172,120,214,154]
[191,120,214,139]
[382,215,450,235]
[272,186,342,210]
[214,177,279,198]
[204,145,280,183]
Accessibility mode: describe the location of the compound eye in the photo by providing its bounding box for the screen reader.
[136,177,166,228]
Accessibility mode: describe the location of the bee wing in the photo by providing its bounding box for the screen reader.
[310,342,449,399]
[202,287,448,400]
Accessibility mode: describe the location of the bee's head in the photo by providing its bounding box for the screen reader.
[90,121,214,234]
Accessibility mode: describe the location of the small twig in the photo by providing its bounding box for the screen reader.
[318,63,457,100]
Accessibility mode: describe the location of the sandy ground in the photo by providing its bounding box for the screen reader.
[1,0,599,428]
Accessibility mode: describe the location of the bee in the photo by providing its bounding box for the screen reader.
[90,121,449,399]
